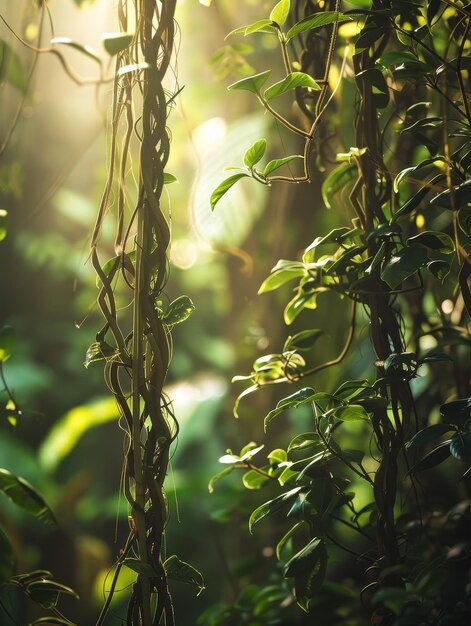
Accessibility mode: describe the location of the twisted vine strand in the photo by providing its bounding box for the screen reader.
[91,1,178,624]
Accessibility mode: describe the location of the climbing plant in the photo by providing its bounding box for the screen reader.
[205,0,471,624]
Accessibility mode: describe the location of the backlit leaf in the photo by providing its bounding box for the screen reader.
[270,0,291,26]
[50,37,101,65]
[0,469,56,524]
[243,138,267,168]
[264,72,320,100]
[286,11,351,41]
[228,70,271,94]
[407,230,454,254]
[164,555,205,595]
[263,155,302,176]
[210,173,250,210]
[161,295,195,325]
[322,163,357,209]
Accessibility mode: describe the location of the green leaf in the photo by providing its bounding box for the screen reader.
[440,398,471,428]
[50,37,101,65]
[228,70,271,94]
[332,404,370,421]
[0,469,56,525]
[243,139,267,168]
[283,538,327,613]
[284,329,323,352]
[0,40,28,93]
[380,246,428,289]
[226,19,277,38]
[276,521,304,561]
[286,11,351,41]
[427,260,450,282]
[264,388,317,430]
[421,352,452,363]
[405,424,455,449]
[242,469,270,489]
[268,449,287,464]
[407,230,454,254]
[288,432,321,453]
[84,341,117,368]
[123,557,156,578]
[101,32,134,55]
[210,173,250,211]
[164,555,205,595]
[322,163,357,210]
[392,174,446,220]
[0,525,15,583]
[0,325,15,362]
[0,208,7,242]
[249,487,302,533]
[161,295,195,325]
[270,0,291,26]
[258,261,305,293]
[430,179,471,210]
[163,173,178,185]
[32,618,76,626]
[284,289,318,325]
[264,72,320,100]
[25,578,78,608]
[208,466,234,493]
[409,441,452,473]
[263,155,303,176]
[449,432,471,462]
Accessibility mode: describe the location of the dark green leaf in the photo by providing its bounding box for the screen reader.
[430,180,471,210]
[0,525,15,583]
[32,618,76,626]
[449,432,471,462]
[0,469,56,525]
[161,295,195,325]
[427,260,450,282]
[0,40,28,93]
[440,398,471,428]
[276,521,304,561]
[405,423,455,449]
[392,174,446,220]
[84,341,117,368]
[283,538,327,612]
[249,487,302,533]
[0,325,15,362]
[264,72,320,100]
[210,173,250,210]
[243,139,267,168]
[407,230,454,254]
[50,37,101,65]
[322,163,357,210]
[270,0,290,26]
[228,70,271,94]
[421,351,452,363]
[380,246,428,288]
[164,555,205,595]
[26,578,78,608]
[409,441,452,473]
[102,32,133,55]
[284,329,323,352]
[286,12,351,41]
[123,558,156,577]
[263,155,302,176]
[264,387,317,430]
